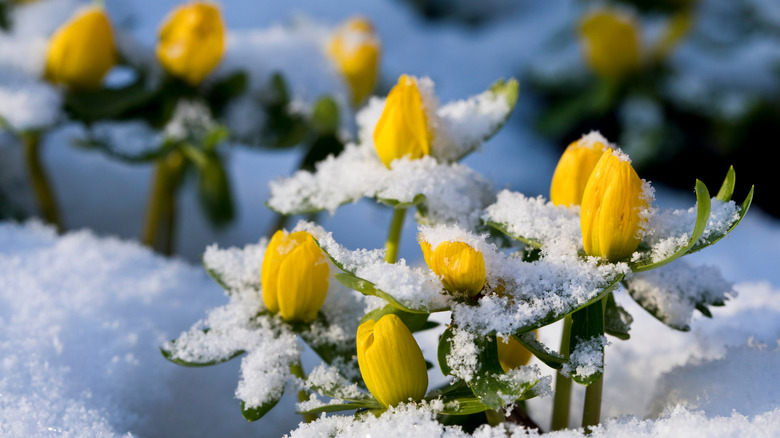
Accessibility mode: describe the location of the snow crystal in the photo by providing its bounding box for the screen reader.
[625,261,734,330]
[562,336,608,381]
[445,328,480,382]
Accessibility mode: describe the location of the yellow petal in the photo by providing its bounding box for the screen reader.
[156,2,225,85]
[418,238,433,268]
[275,233,329,323]
[327,17,380,106]
[550,135,608,206]
[45,6,116,90]
[357,314,427,407]
[579,9,641,81]
[497,334,535,373]
[430,241,485,296]
[580,149,647,261]
[373,75,431,167]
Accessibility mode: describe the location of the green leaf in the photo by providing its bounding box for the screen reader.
[361,304,432,332]
[511,332,565,370]
[604,293,632,340]
[438,326,456,376]
[299,133,345,172]
[484,220,542,249]
[631,180,711,272]
[196,151,235,228]
[207,71,248,116]
[297,399,382,415]
[242,396,282,422]
[688,185,754,254]
[160,330,245,367]
[73,136,176,164]
[377,193,427,210]
[434,382,492,416]
[334,272,435,314]
[568,299,605,385]
[311,96,340,135]
[716,166,736,202]
[64,77,159,123]
[468,334,541,409]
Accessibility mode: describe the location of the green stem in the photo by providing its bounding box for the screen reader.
[290,361,316,423]
[384,208,407,263]
[581,374,603,432]
[141,149,186,255]
[484,409,505,427]
[550,314,573,431]
[23,132,63,233]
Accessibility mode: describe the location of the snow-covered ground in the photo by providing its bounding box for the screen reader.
[2,0,779,436]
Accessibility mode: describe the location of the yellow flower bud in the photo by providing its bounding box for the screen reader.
[580,149,647,261]
[156,2,225,86]
[45,6,116,90]
[497,334,535,373]
[373,75,432,167]
[357,314,428,407]
[327,17,380,106]
[261,230,329,323]
[550,135,609,206]
[579,9,641,81]
[420,239,486,296]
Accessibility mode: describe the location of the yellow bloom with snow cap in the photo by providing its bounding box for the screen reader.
[156,2,225,86]
[357,314,428,407]
[45,6,116,90]
[261,230,329,323]
[373,75,432,167]
[580,149,647,261]
[497,335,534,373]
[579,9,641,81]
[550,134,609,207]
[420,239,486,296]
[327,17,380,106]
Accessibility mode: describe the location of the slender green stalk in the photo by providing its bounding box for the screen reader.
[290,360,316,423]
[141,150,186,255]
[384,208,407,263]
[23,132,63,233]
[484,409,505,427]
[550,314,573,431]
[581,374,603,432]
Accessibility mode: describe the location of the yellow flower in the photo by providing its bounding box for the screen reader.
[497,334,534,373]
[261,230,329,323]
[156,2,225,86]
[550,134,609,206]
[580,149,647,261]
[327,17,380,106]
[45,6,116,90]
[373,75,432,167]
[579,9,641,81]
[357,314,428,407]
[420,238,485,296]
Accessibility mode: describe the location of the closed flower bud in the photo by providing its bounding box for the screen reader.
[497,335,534,373]
[580,149,647,261]
[550,133,609,206]
[579,9,641,81]
[261,230,329,323]
[45,6,116,90]
[357,314,428,407]
[373,75,432,167]
[156,2,225,86]
[327,17,380,106]
[420,238,486,296]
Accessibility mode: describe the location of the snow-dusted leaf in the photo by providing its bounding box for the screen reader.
[335,272,434,314]
[429,380,491,415]
[298,400,382,415]
[512,332,565,370]
[202,240,265,292]
[688,185,753,255]
[568,301,605,385]
[604,293,632,340]
[160,329,245,367]
[377,193,426,210]
[361,304,432,333]
[242,397,282,422]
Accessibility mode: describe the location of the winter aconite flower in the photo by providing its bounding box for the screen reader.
[45,6,116,90]
[327,17,380,106]
[580,149,647,261]
[261,230,329,323]
[156,2,225,85]
[373,75,432,167]
[550,132,609,207]
[357,314,428,407]
[579,9,641,81]
[420,238,485,296]
[497,335,534,373]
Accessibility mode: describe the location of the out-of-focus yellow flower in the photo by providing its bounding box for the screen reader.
[420,238,485,296]
[373,75,432,167]
[580,149,647,261]
[356,314,428,407]
[156,2,225,86]
[550,134,609,206]
[579,9,641,81]
[45,6,116,90]
[327,17,380,106]
[497,334,534,373]
[261,230,329,323]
